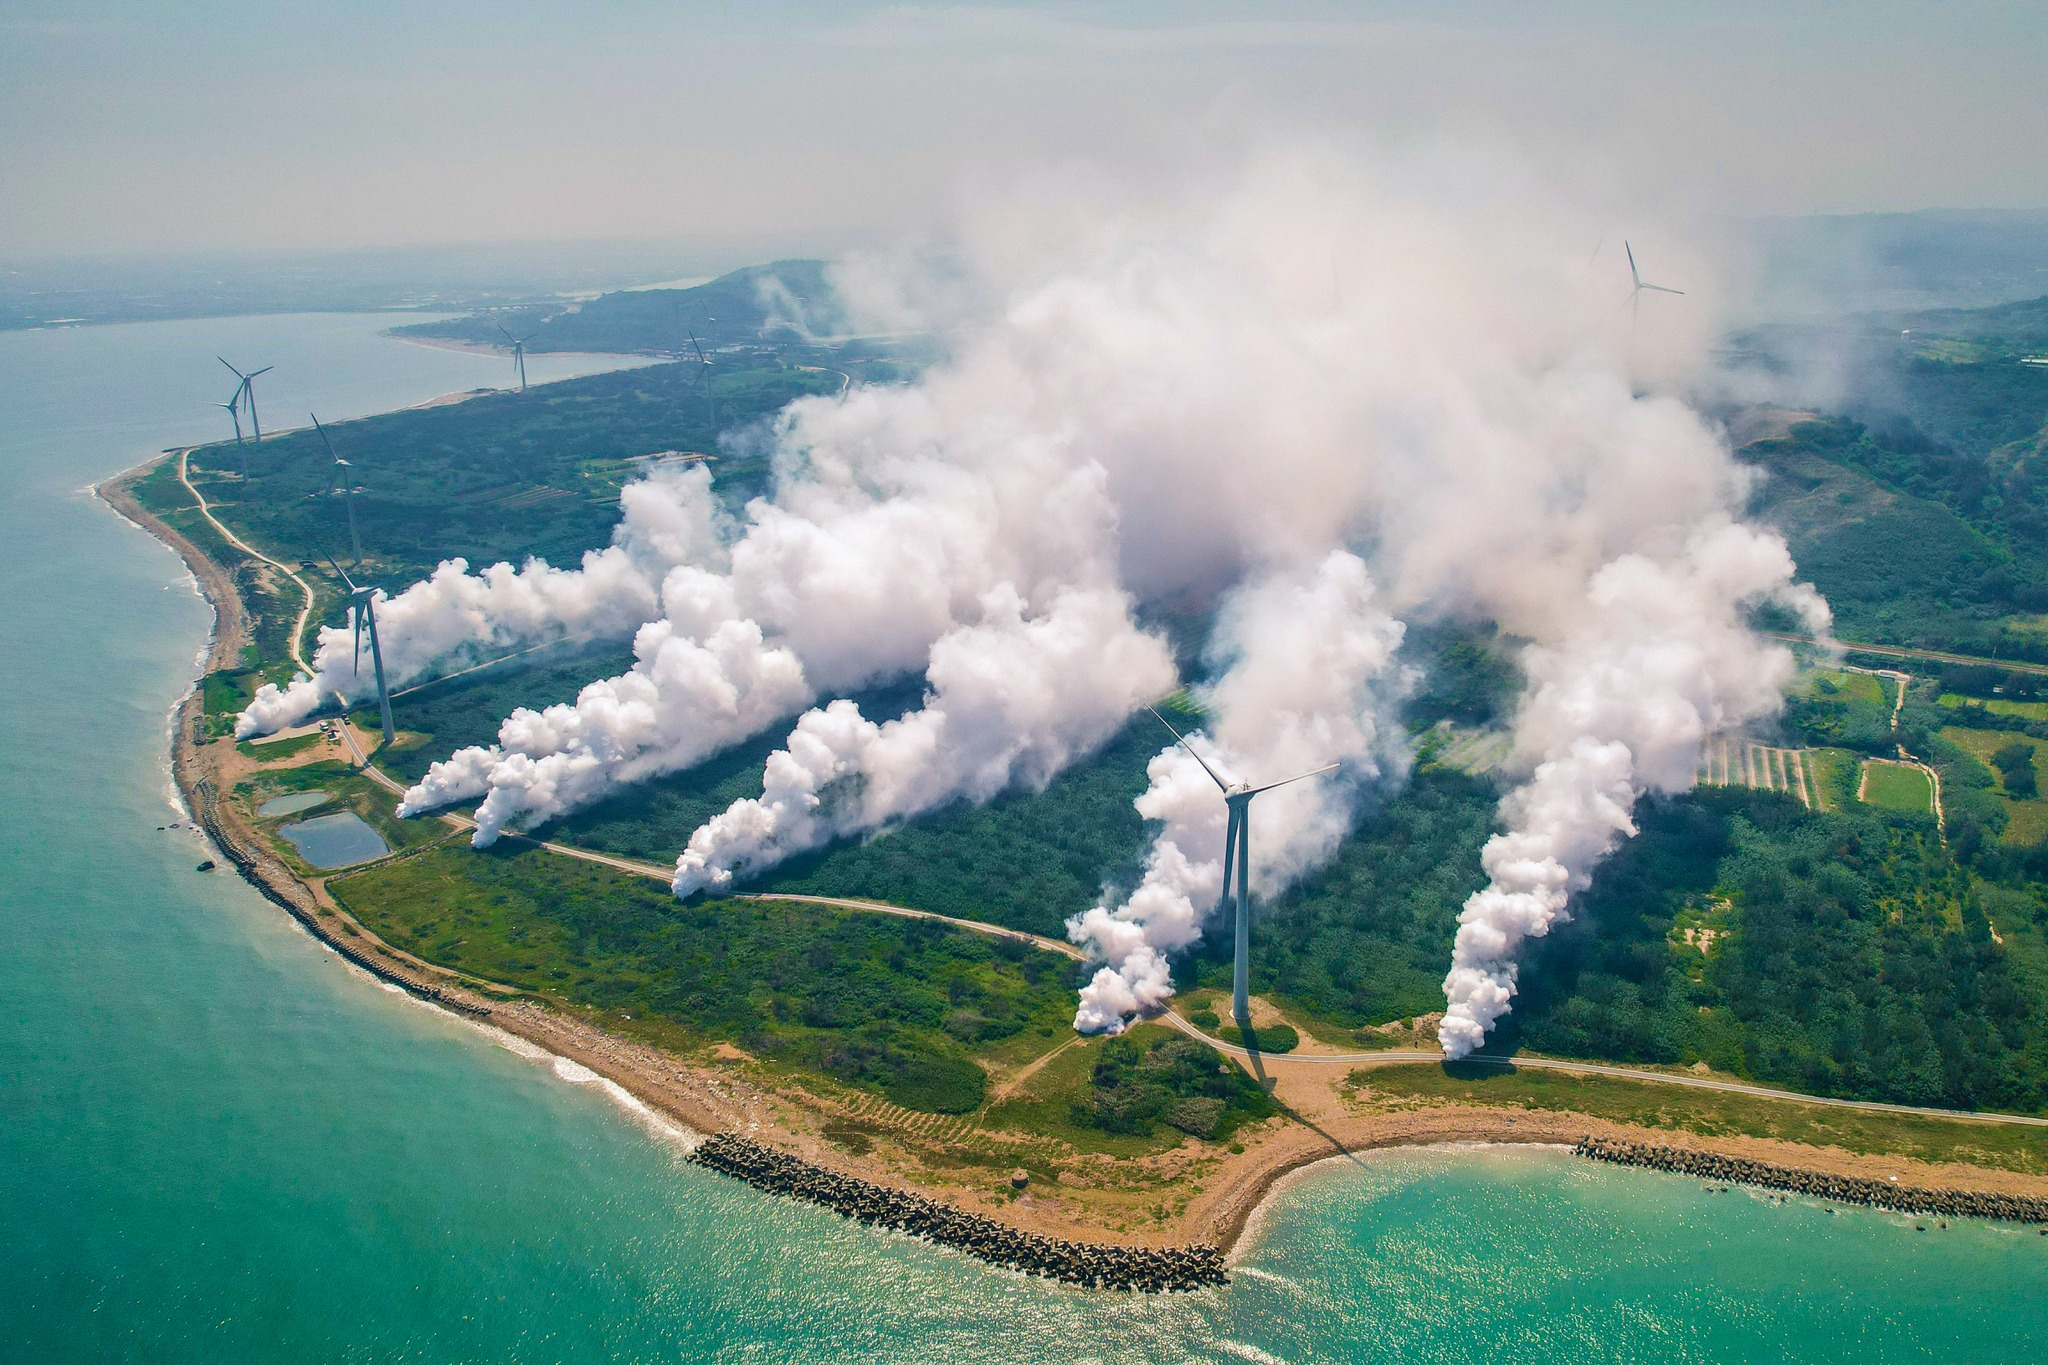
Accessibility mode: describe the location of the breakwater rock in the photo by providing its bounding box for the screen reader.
[688,1133,1227,1291]
[1577,1137,2048,1223]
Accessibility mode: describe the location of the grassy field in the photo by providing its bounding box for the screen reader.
[1859,759,1934,815]
[1940,726,2048,843]
[1804,747,1860,812]
[328,839,1084,1114]
[1940,693,2048,720]
[1353,1063,2048,1176]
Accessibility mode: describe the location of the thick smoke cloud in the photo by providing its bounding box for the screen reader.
[234,462,723,738]
[673,584,1175,893]
[1067,552,1411,1032]
[268,142,1827,1050]
[1437,525,1831,1057]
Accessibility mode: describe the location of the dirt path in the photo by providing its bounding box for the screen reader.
[1161,1011,2048,1128]
[177,447,318,672]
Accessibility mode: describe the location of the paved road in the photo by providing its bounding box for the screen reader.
[178,448,318,673]
[1161,1013,2048,1128]
[1772,632,2048,678]
[733,892,1085,960]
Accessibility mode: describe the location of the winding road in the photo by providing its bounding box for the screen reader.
[1159,1012,2048,1128]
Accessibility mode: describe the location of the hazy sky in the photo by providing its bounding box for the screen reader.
[5,1,2045,259]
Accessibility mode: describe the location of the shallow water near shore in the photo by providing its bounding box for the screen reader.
[2,313,2044,1362]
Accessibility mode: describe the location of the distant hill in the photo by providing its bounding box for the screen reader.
[394,260,848,356]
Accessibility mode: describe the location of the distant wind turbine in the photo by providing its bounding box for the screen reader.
[1625,241,1685,322]
[495,322,532,392]
[689,331,717,428]
[217,358,273,439]
[1146,706,1336,1032]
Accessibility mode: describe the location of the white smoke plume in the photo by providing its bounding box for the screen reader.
[234,462,723,739]
[1067,552,1410,1032]
[279,140,1829,1045]
[400,391,1124,841]
[673,584,1175,893]
[1437,524,1832,1057]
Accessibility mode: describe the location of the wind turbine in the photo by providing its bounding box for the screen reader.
[310,415,365,563]
[318,549,396,747]
[217,358,273,439]
[1625,242,1684,322]
[1147,706,1336,1031]
[214,389,245,444]
[495,322,532,392]
[688,332,716,427]
[307,413,394,745]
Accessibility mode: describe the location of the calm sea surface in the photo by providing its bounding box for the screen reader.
[1,314,2043,1363]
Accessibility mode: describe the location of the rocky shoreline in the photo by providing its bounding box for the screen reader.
[1578,1137,2048,1224]
[689,1133,1228,1292]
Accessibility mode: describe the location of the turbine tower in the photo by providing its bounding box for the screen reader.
[1147,706,1335,1031]
[217,358,273,439]
[214,390,245,444]
[495,322,532,392]
[319,550,396,747]
[689,332,716,428]
[1625,242,1684,322]
[308,413,394,745]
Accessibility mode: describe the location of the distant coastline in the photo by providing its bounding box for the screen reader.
[93,447,2048,1272]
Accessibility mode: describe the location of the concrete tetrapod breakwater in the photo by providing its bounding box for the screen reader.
[688,1133,1228,1291]
[1577,1137,2048,1224]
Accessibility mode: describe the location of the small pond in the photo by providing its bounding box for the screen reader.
[277,812,390,869]
[258,791,331,819]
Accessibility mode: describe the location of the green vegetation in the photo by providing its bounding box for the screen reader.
[1353,1064,2047,1176]
[1741,413,2048,657]
[1859,760,1934,814]
[372,639,637,785]
[239,760,445,862]
[1217,1023,1299,1054]
[1069,1030,1277,1141]
[1783,668,1897,753]
[396,261,839,354]
[1184,769,1498,1031]
[330,842,1080,1114]
[1993,741,2041,798]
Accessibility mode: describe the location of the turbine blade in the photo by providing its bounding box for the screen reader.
[218,356,246,380]
[1625,241,1640,288]
[1244,761,1340,797]
[1644,283,1685,295]
[1145,705,1232,792]
[248,366,272,379]
[496,322,516,343]
[320,548,355,593]
[310,414,341,462]
[353,604,363,671]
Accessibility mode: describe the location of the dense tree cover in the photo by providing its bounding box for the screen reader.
[1744,430,2031,651]
[1072,1032,1276,1140]
[1510,791,2048,1112]
[174,360,840,590]
[1993,742,2040,798]
[332,843,1080,1113]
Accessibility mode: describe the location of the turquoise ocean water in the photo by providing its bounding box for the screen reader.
[1,314,2042,1362]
